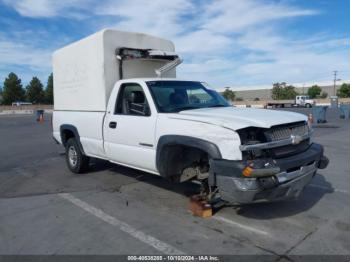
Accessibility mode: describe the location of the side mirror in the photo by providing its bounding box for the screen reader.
[144,106,151,116]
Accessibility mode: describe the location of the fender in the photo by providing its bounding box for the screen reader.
[156,135,222,177]
[60,124,86,155]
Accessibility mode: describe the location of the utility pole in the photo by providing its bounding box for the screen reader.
[333,71,337,96]
[333,71,342,96]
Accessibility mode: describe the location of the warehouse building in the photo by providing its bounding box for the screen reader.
[225,81,349,101]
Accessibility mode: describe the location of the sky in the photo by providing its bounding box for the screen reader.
[0,0,350,90]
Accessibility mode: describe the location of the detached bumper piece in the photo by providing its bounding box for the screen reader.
[209,143,329,204]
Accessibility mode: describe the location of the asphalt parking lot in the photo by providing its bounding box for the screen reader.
[0,108,350,258]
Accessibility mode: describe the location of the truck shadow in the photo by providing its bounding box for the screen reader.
[225,173,334,219]
[89,158,201,196]
[89,159,334,218]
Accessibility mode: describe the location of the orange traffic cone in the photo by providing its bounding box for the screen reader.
[39,113,44,123]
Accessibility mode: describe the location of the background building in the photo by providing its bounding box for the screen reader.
[223,81,349,101]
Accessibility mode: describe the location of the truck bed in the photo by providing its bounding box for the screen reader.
[53,111,107,159]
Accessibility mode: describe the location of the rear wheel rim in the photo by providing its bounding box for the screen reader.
[68,146,78,167]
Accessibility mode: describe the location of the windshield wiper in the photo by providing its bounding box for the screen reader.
[169,106,199,112]
[179,106,200,111]
[208,104,227,108]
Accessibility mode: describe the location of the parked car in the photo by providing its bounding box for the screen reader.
[12,101,32,106]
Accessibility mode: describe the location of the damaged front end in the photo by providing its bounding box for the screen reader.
[209,121,329,204]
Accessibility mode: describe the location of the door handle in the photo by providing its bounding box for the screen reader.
[109,121,117,129]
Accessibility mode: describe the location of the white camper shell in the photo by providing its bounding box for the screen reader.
[53,29,177,111]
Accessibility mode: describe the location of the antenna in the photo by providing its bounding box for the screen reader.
[155,58,183,77]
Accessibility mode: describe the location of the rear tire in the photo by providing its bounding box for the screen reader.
[305,103,312,108]
[65,138,90,173]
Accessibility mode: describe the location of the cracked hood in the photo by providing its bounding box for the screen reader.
[168,107,307,130]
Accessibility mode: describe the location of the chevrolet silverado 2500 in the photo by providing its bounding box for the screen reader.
[52,29,329,204]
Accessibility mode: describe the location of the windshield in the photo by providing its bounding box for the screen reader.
[147,81,230,113]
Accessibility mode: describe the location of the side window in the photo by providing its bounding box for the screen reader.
[115,83,151,116]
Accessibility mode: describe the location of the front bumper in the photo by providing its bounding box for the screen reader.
[209,143,329,204]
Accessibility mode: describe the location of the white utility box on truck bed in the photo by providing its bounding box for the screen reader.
[53,29,328,204]
[53,29,175,111]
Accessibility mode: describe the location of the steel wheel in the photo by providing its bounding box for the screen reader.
[65,138,90,174]
[68,145,78,167]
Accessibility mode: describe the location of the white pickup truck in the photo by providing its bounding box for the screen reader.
[52,29,328,204]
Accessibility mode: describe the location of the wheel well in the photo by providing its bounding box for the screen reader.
[156,135,221,180]
[158,145,209,179]
[61,129,75,146]
[59,124,86,155]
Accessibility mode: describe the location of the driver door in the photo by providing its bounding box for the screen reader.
[104,82,158,173]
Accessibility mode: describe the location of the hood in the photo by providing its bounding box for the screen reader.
[168,107,307,130]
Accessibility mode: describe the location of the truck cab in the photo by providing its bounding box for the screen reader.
[103,79,230,173]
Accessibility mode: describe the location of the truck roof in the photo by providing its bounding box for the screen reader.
[117,78,199,82]
[53,28,175,56]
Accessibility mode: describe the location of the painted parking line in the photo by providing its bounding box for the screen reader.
[308,183,349,195]
[212,215,270,236]
[58,193,185,255]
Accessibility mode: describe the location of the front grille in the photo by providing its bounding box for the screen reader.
[264,121,308,142]
[269,139,310,158]
[240,121,311,160]
[266,122,310,158]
